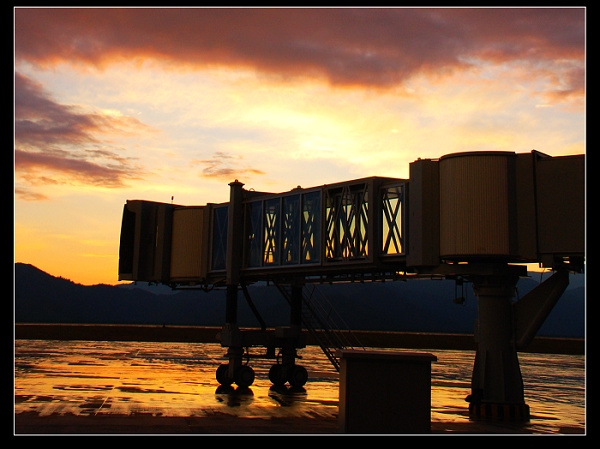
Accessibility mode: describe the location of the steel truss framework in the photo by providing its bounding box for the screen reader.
[382,184,404,255]
[209,178,407,278]
[325,183,370,261]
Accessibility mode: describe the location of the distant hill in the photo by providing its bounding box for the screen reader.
[13,263,585,338]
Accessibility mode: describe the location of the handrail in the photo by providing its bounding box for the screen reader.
[275,283,364,372]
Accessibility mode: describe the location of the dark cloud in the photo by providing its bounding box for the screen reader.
[15,72,152,147]
[15,148,139,188]
[15,73,103,148]
[14,72,148,196]
[14,7,585,92]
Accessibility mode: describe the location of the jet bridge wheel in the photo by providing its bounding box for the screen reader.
[288,365,308,388]
[269,364,308,387]
[216,363,233,386]
[234,365,255,388]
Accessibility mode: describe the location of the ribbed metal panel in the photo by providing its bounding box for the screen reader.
[170,207,206,280]
[439,152,512,258]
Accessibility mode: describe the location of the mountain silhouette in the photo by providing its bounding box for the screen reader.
[13,263,584,337]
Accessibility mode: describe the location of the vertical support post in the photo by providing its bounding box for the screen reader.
[290,281,303,327]
[224,179,245,326]
[223,180,245,378]
[226,179,245,289]
[280,280,303,373]
[468,274,530,420]
[225,285,238,325]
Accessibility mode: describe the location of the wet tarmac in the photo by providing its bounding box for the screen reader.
[14,340,586,435]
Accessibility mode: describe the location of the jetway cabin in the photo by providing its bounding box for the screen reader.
[407,150,584,272]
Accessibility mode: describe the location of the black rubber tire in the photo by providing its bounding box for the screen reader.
[288,365,308,387]
[216,363,233,386]
[234,365,255,388]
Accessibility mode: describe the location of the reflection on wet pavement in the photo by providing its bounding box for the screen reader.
[15,341,340,421]
[14,340,585,433]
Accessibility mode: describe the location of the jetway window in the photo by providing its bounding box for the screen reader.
[382,184,405,255]
[244,191,321,268]
[211,206,228,271]
[302,191,321,264]
[282,195,300,264]
[325,183,369,261]
[264,198,281,265]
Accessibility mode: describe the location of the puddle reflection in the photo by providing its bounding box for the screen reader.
[14,340,584,433]
[215,385,255,407]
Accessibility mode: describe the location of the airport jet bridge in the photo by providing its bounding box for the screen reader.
[118,150,585,420]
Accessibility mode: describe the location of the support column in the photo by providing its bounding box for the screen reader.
[223,180,245,380]
[290,282,303,327]
[467,274,530,420]
[226,179,245,288]
[225,284,238,324]
[270,280,308,388]
[281,282,303,377]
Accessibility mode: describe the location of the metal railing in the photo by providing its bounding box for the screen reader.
[276,283,364,372]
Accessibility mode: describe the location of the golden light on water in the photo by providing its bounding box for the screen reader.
[15,340,584,433]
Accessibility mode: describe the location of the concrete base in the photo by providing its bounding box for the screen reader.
[337,349,437,434]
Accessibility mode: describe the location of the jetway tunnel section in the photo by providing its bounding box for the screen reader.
[118,176,409,286]
[118,150,584,420]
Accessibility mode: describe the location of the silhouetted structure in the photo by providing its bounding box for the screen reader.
[119,150,584,421]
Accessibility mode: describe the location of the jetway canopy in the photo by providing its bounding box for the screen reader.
[118,151,584,286]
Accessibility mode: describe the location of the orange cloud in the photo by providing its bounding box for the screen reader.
[14,186,49,202]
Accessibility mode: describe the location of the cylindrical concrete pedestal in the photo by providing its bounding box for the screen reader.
[337,349,437,434]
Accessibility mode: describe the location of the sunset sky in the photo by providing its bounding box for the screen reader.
[14,7,586,286]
